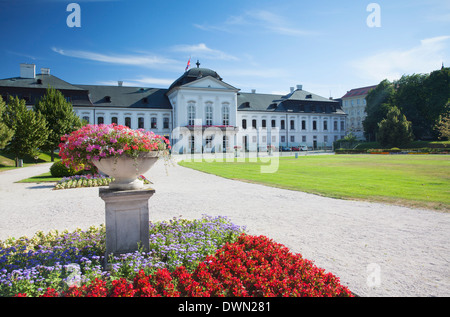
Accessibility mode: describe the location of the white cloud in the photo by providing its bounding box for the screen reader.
[351,36,450,82]
[97,77,173,87]
[51,47,180,69]
[171,43,239,61]
[195,10,316,37]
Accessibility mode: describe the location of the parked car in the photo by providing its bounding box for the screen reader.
[291,146,300,151]
[281,146,291,152]
[300,145,308,151]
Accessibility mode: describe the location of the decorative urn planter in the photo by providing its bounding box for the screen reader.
[93,152,159,190]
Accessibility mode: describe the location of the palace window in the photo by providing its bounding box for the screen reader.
[205,105,213,126]
[163,117,169,129]
[82,116,90,124]
[205,136,213,149]
[138,117,144,129]
[302,120,306,130]
[125,117,131,128]
[323,120,328,131]
[222,105,229,126]
[151,117,157,129]
[188,103,196,126]
[312,120,317,130]
[242,119,247,129]
[189,136,195,152]
[223,136,229,150]
[252,119,257,129]
[290,120,295,130]
[262,119,266,128]
[271,119,276,128]
[111,117,118,125]
[281,120,285,130]
[97,116,104,124]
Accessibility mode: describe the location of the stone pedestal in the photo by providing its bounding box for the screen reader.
[99,188,155,265]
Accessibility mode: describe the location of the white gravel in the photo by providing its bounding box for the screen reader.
[0,157,449,297]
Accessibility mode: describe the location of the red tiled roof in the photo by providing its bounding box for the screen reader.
[341,85,377,99]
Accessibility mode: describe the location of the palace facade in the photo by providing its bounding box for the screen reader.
[0,63,347,153]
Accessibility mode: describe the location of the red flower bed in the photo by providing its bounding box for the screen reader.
[17,235,353,297]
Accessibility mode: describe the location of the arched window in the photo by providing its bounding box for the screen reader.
[125,117,131,128]
[205,104,213,126]
[151,117,157,129]
[187,103,196,126]
[222,105,230,126]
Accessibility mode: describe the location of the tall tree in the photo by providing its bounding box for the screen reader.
[394,73,428,139]
[377,106,413,148]
[363,79,395,141]
[0,96,13,149]
[2,96,49,166]
[34,87,82,161]
[423,67,450,138]
[435,107,450,140]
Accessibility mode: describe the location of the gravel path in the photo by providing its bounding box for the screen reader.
[0,159,449,297]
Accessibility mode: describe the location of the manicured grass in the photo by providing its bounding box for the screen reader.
[0,150,58,172]
[16,172,61,183]
[179,155,450,211]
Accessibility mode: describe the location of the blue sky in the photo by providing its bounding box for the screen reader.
[0,0,449,98]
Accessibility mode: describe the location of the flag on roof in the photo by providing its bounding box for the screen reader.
[185,57,191,72]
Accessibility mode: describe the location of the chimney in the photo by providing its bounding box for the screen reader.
[118,81,123,87]
[20,63,35,79]
[251,89,256,94]
[290,87,294,93]
[41,68,50,75]
[296,85,303,90]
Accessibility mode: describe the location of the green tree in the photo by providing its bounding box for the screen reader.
[377,106,413,148]
[2,96,49,166]
[363,79,395,141]
[423,67,450,138]
[34,87,82,161]
[0,96,13,149]
[394,73,428,139]
[435,108,450,140]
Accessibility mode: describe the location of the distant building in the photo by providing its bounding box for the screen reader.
[1,63,347,153]
[341,85,377,140]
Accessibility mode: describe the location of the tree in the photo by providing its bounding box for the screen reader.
[2,96,49,166]
[423,67,450,138]
[435,108,450,140]
[33,87,82,161]
[0,96,13,149]
[377,106,413,148]
[363,79,396,141]
[394,73,428,139]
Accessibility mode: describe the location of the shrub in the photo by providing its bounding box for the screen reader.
[49,161,81,177]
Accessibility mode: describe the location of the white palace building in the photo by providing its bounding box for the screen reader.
[0,63,347,153]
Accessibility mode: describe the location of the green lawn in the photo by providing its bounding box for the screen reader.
[179,155,450,211]
[0,150,57,172]
[16,172,61,183]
